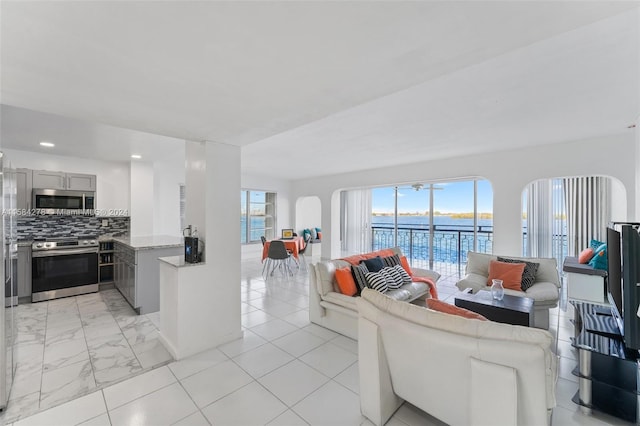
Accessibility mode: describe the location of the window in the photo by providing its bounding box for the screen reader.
[241,190,276,244]
[366,178,493,269]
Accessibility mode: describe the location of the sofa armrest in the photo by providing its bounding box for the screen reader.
[412,268,440,283]
[455,273,487,293]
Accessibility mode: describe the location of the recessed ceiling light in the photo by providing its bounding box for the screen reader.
[40,141,55,147]
[131,154,142,159]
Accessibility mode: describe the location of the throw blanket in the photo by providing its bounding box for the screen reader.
[340,249,438,299]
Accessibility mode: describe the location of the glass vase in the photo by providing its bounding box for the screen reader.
[491,279,504,301]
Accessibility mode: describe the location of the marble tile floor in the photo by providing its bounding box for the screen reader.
[2,289,172,424]
[1,257,634,425]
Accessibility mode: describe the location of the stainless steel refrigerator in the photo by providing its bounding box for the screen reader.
[0,152,17,410]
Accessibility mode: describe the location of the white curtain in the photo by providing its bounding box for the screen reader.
[340,189,372,255]
[563,176,611,256]
[526,180,554,258]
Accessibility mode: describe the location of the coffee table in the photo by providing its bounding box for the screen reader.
[454,290,534,327]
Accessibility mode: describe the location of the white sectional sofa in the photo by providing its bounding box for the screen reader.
[357,288,557,426]
[309,247,440,339]
[455,251,561,329]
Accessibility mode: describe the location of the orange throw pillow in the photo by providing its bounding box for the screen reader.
[400,256,413,276]
[487,260,526,291]
[426,299,487,321]
[578,248,595,264]
[335,267,357,296]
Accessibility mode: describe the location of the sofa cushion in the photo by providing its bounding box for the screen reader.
[335,267,357,296]
[394,264,412,285]
[465,252,560,288]
[588,244,607,270]
[382,266,403,289]
[487,260,526,291]
[351,263,370,292]
[365,271,389,293]
[382,254,401,268]
[400,256,413,275]
[361,256,385,272]
[497,256,540,291]
[426,299,488,321]
[402,281,429,299]
[385,288,412,301]
[578,248,595,264]
[524,281,560,303]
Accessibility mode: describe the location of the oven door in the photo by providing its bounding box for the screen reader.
[31,248,98,302]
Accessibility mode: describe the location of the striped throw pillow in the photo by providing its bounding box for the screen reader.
[394,264,413,285]
[364,271,389,293]
[382,266,403,289]
[351,263,370,292]
[382,254,401,268]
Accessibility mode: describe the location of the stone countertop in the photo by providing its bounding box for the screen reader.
[159,255,206,268]
[112,235,184,250]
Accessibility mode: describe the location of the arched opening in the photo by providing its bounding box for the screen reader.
[521,175,627,267]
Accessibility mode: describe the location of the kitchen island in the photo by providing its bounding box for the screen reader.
[112,235,183,314]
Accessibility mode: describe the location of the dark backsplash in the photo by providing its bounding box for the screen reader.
[17,216,130,240]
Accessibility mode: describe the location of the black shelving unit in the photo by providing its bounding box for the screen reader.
[99,241,114,283]
[571,301,640,423]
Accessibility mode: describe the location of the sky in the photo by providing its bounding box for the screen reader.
[372,180,493,214]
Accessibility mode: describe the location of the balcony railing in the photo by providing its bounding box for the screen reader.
[372,225,567,270]
[371,224,493,267]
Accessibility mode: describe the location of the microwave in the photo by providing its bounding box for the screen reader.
[32,189,96,214]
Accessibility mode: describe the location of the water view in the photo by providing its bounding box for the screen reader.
[371,214,493,265]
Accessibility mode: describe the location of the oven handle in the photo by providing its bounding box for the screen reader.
[32,248,99,258]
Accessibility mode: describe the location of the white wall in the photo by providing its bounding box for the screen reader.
[153,157,185,237]
[295,196,321,234]
[3,148,130,212]
[130,161,154,237]
[292,133,638,260]
[241,173,292,258]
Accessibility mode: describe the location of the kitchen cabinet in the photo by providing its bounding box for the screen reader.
[114,242,136,309]
[15,168,33,211]
[67,173,96,191]
[32,170,65,189]
[17,245,31,299]
[32,170,96,191]
[113,237,183,314]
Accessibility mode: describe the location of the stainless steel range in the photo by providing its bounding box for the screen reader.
[31,237,99,302]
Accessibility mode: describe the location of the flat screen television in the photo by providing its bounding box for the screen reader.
[607,224,640,350]
[621,224,640,350]
[606,226,624,332]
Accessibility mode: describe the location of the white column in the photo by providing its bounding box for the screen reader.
[185,141,207,240]
[159,140,242,359]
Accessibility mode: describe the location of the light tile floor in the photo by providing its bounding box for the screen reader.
[2,289,172,424]
[1,257,635,425]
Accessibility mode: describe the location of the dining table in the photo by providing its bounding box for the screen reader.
[262,236,305,261]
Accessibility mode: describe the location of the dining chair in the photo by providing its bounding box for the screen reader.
[297,234,312,271]
[264,240,293,277]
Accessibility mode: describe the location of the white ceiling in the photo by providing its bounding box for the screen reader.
[1,1,638,179]
[0,105,185,163]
